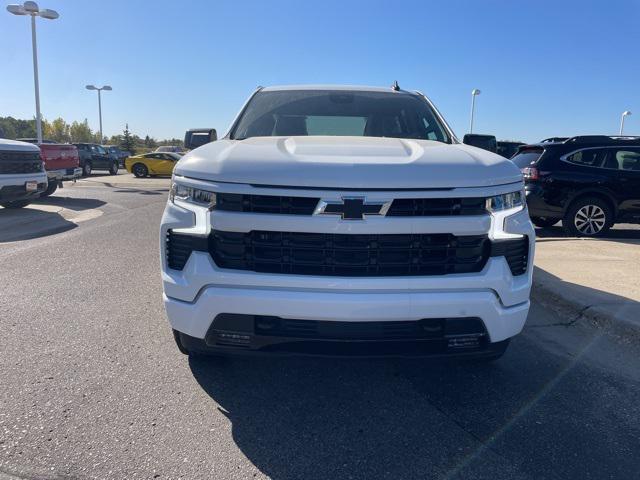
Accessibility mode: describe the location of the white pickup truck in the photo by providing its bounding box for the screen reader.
[161,85,534,361]
[0,138,48,208]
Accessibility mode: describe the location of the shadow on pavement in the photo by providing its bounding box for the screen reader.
[188,318,640,480]
[32,196,106,211]
[0,207,76,242]
[0,197,106,242]
[532,266,640,331]
[113,188,168,195]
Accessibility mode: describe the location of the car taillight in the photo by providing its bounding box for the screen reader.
[521,166,539,180]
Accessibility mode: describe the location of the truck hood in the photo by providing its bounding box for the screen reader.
[175,136,522,189]
[0,138,41,153]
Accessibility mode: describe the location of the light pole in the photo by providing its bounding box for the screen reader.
[469,89,481,134]
[7,2,59,144]
[86,85,112,144]
[620,110,632,135]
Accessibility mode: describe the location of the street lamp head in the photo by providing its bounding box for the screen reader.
[85,85,97,90]
[472,89,481,96]
[39,8,58,19]
[6,4,28,15]
[102,86,112,91]
[22,1,39,13]
[623,110,632,117]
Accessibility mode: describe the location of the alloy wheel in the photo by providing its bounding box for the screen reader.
[574,205,606,235]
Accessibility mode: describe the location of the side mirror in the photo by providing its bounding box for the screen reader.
[463,134,497,153]
[184,128,217,150]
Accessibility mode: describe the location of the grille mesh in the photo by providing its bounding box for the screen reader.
[0,151,43,174]
[387,197,487,216]
[214,193,488,217]
[209,230,490,277]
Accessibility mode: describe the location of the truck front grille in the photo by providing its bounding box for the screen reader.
[216,193,319,215]
[209,230,490,277]
[387,197,486,216]
[214,193,487,216]
[0,151,43,174]
[166,230,529,277]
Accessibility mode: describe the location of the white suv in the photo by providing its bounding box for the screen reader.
[161,85,534,360]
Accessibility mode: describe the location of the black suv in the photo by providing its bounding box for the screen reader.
[73,143,119,176]
[513,136,640,236]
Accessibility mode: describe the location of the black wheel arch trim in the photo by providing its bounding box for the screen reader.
[565,187,619,217]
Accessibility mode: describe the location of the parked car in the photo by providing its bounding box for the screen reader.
[497,141,525,159]
[125,152,181,178]
[18,138,82,196]
[513,135,640,236]
[103,145,130,167]
[155,145,186,154]
[74,143,119,176]
[163,85,534,361]
[0,138,48,208]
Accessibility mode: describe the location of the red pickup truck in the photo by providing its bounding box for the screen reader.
[18,139,82,196]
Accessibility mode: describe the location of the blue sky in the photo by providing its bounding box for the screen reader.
[2,0,639,142]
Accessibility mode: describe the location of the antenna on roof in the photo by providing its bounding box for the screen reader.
[391,80,400,91]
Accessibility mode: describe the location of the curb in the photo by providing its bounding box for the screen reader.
[531,279,640,340]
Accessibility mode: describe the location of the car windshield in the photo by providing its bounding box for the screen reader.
[511,148,544,168]
[230,90,452,143]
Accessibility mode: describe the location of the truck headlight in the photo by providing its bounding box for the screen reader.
[169,181,216,209]
[486,190,524,213]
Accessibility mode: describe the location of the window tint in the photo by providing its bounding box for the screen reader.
[231,90,451,142]
[565,149,611,168]
[615,149,640,171]
[511,148,543,168]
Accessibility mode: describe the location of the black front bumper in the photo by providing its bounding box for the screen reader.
[176,314,510,359]
[0,183,47,203]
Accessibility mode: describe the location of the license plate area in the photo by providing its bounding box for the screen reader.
[25,181,38,192]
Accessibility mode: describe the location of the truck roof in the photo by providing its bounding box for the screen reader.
[261,84,416,94]
[0,138,41,152]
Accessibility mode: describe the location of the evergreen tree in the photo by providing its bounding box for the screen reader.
[121,124,135,153]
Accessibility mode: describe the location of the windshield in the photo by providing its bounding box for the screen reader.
[230,90,452,143]
[511,148,544,168]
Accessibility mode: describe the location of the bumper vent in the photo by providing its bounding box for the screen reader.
[165,230,208,270]
[209,230,490,277]
[490,236,529,276]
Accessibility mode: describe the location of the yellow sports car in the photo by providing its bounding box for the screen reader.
[125,152,182,178]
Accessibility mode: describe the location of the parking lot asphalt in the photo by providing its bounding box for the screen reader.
[1,177,639,480]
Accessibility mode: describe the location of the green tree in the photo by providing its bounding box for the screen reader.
[120,124,135,153]
[46,117,71,143]
[69,119,94,142]
[0,116,37,139]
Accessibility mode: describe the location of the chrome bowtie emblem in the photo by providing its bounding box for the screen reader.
[315,197,391,220]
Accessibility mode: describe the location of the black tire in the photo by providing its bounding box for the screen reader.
[40,180,58,198]
[132,163,148,178]
[82,162,92,176]
[531,216,560,228]
[109,162,119,175]
[1,199,31,209]
[563,196,614,237]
